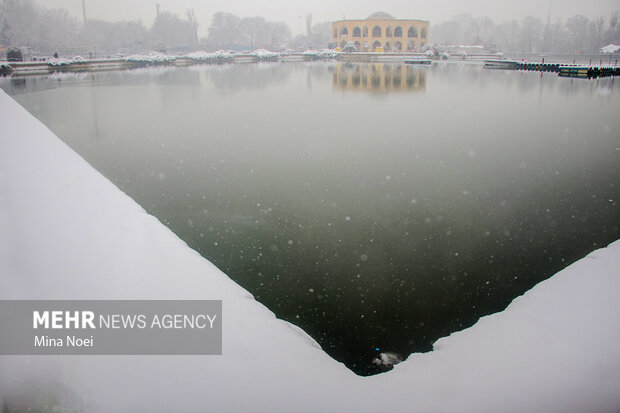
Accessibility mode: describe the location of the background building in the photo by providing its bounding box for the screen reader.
[332,63,426,93]
[332,12,429,52]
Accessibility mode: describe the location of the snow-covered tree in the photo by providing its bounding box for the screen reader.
[205,12,242,50]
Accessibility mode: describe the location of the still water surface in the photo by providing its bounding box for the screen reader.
[2,62,619,375]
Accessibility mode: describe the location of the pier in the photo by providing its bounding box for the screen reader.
[3,58,174,76]
[558,66,620,79]
[1,53,322,76]
[484,59,619,79]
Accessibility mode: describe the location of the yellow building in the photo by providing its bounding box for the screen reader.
[332,11,429,52]
[332,63,426,93]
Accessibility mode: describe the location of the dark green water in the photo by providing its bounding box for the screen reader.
[2,62,619,375]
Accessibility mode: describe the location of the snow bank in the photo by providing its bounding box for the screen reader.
[0,88,354,412]
[1,89,619,413]
[301,49,339,59]
[318,49,340,58]
[302,49,321,56]
[250,49,279,59]
[184,50,234,61]
[47,55,91,66]
[366,241,620,412]
[124,51,175,64]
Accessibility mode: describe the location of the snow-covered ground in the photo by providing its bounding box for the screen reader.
[47,55,91,66]
[0,88,619,412]
[302,48,340,58]
[124,51,177,64]
[250,49,279,59]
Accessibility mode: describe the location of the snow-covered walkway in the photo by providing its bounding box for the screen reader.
[1,89,619,412]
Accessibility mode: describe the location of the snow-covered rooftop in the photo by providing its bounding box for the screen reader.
[600,44,620,54]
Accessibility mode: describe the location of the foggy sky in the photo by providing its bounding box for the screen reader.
[36,0,620,36]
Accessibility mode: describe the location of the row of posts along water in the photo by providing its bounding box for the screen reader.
[484,58,619,79]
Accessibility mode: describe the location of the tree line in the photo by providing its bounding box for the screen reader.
[432,12,619,53]
[1,0,618,57]
[0,0,299,56]
[204,12,291,50]
[0,0,202,55]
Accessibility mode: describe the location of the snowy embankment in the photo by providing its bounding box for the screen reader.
[4,49,341,75]
[0,89,619,412]
[47,55,91,66]
[303,49,339,58]
[124,51,177,64]
[184,50,235,61]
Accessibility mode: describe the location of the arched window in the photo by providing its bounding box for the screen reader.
[394,27,403,37]
[385,41,391,51]
[353,27,361,37]
[394,41,403,51]
[372,26,381,37]
[372,40,381,51]
[408,40,417,51]
[341,27,348,36]
[354,41,361,49]
[408,27,418,38]
[421,28,427,38]
[363,26,368,37]
[386,27,392,37]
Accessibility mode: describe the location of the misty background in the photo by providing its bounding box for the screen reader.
[0,0,619,56]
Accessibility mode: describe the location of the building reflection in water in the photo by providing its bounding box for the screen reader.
[332,63,426,93]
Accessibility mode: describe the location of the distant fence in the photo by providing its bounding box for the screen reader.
[502,53,619,65]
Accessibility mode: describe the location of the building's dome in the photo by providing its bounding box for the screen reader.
[367,11,395,20]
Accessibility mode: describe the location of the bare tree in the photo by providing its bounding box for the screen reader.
[589,16,606,51]
[40,8,79,51]
[495,20,520,51]
[0,0,42,49]
[186,9,199,44]
[150,11,196,50]
[520,16,544,53]
[565,15,590,53]
[605,11,619,44]
[267,21,291,47]
[478,17,495,47]
[206,12,241,50]
[309,21,332,49]
[239,16,269,48]
[80,19,147,55]
[430,20,462,45]
[551,18,568,52]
